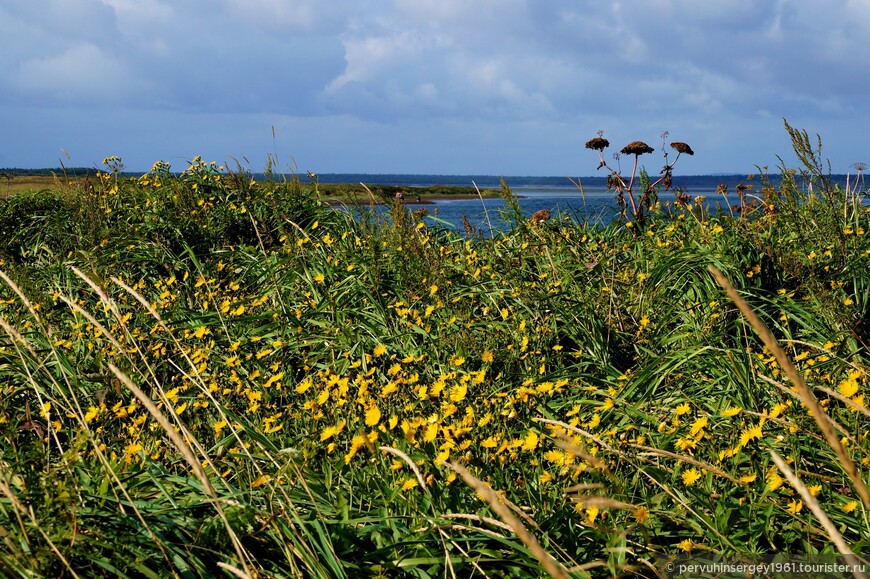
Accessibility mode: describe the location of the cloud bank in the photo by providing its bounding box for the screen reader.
[1,0,867,174]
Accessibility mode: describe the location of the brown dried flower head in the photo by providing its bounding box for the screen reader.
[585,137,610,151]
[529,209,551,225]
[670,142,694,155]
[621,141,654,155]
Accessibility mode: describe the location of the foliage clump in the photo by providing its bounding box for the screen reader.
[0,129,868,576]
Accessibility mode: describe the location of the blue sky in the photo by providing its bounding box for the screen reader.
[2,0,868,176]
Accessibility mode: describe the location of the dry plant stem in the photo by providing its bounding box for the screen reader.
[446,461,569,579]
[757,374,854,443]
[108,363,254,579]
[379,446,427,490]
[0,476,79,578]
[0,268,41,324]
[625,156,640,218]
[2,311,177,571]
[439,512,514,533]
[817,385,870,419]
[636,468,740,551]
[769,450,867,578]
[626,443,741,484]
[472,179,494,236]
[109,276,264,478]
[709,265,870,512]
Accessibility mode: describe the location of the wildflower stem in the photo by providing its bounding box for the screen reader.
[446,461,570,579]
[769,450,867,579]
[710,265,870,513]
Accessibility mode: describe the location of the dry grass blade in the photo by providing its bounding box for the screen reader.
[769,450,868,578]
[108,363,254,579]
[446,461,569,579]
[57,295,124,353]
[709,265,870,512]
[566,495,635,511]
[379,445,427,490]
[757,375,853,442]
[817,385,870,419]
[0,472,78,577]
[439,513,514,533]
[626,443,741,484]
[0,268,41,324]
[472,180,495,236]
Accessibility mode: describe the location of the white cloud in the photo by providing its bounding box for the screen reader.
[14,43,144,102]
[1,0,869,173]
[99,0,173,21]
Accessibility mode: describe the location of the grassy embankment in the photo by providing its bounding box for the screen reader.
[0,131,869,577]
[0,172,499,205]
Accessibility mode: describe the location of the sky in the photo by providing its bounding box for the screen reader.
[2,0,869,176]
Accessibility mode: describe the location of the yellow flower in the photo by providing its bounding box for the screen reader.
[313,273,325,284]
[586,413,600,429]
[769,403,788,419]
[842,500,858,513]
[581,506,599,524]
[739,423,763,448]
[839,372,861,398]
[320,420,346,441]
[722,406,742,417]
[689,416,708,437]
[739,473,757,484]
[423,423,438,443]
[767,472,783,492]
[373,344,387,357]
[522,430,539,451]
[807,485,822,497]
[675,437,698,452]
[674,402,691,415]
[365,405,381,427]
[677,539,694,552]
[400,478,418,491]
[84,406,100,423]
[481,351,494,363]
[787,499,803,514]
[681,468,702,487]
[634,506,650,524]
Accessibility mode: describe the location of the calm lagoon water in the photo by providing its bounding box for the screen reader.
[346,185,728,235]
[334,173,868,235]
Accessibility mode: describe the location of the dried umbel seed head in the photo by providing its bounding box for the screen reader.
[621,141,654,155]
[529,209,551,225]
[585,137,610,151]
[607,173,624,190]
[670,142,694,155]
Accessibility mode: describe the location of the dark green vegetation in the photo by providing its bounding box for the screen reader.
[0,130,868,577]
[0,172,499,206]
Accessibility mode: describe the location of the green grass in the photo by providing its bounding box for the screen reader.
[0,142,868,577]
